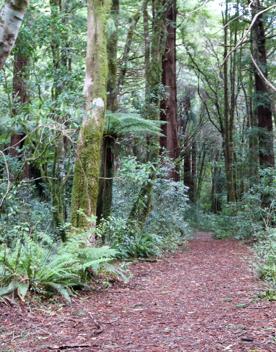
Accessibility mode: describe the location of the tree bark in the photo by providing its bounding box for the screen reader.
[71,0,109,229]
[160,0,179,181]
[10,31,29,159]
[222,0,236,202]
[0,0,29,69]
[251,0,274,169]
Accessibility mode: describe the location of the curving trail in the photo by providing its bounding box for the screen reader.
[0,232,276,352]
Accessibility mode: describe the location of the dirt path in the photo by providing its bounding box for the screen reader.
[1,232,275,352]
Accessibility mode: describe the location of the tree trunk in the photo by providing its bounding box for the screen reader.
[71,0,109,229]
[117,9,140,93]
[160,0,179,181]
[251,0,275,169]
[191,141,197,202]
[247,61,259,185]
[97,135,115,221]
[49,0,68,233]
[97,0,119,222]
[184,141,193,200]
[0,0,29,69]
[222,0,236,202]
[10,32,29,159]
[211,153,222,213]
[127,0,165,229]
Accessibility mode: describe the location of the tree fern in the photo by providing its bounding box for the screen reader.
[105,111,165,137]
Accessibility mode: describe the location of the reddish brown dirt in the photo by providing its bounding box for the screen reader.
[0,232,275,352]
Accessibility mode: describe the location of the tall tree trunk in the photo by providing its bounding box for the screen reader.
[97,0,120,221]
[10,32,29,159]
[248,66,260,185]
[0,0,29,69]
[222,0,236,202]
[49,0,67,233]
[71,0,109,229]
[251,0,274,169]
[97,0,119,222]
[128,0,165,227]
[160,0,179,181]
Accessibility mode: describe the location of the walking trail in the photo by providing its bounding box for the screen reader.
[1,232,275,352]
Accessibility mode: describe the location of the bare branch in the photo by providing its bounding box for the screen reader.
[250,53,276,93]
[222,4,276,65]
[0,151,11,208]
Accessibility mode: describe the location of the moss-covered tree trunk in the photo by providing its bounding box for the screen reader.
[71,0,109,229]
[97,0,119,222]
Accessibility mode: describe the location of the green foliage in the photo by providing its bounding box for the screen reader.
[0,232,117,303]
[256,229,276,289]
[194,169,276,240]
[97,216,161,258]
[113,157,154,219]
[0,183,52,245]
[105,111,164,137]
[105,157,191,257]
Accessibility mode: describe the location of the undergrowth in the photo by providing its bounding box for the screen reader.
[0,231,121,303]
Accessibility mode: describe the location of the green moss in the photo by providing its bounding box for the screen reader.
[71,120,104,228]
[71,0,111,230]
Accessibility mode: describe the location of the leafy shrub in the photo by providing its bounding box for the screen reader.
[0,232,117,303]
[193,169,276,240]
[256,229,276,288]
[110,157,191,255]
[97,216,161,258]
[112,156,154,219]
[0,183,52,245]
[146,176,191,249]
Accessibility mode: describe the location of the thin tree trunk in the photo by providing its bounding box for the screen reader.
[184,141,193,200]
[117,9,140,93]
[211,153,222,213]
[191,141,197,202]
[49,0,68,233]
[71,0,110,229]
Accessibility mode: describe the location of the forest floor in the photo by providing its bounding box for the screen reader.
[0,232,276,352]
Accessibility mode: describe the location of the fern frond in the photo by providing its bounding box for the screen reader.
[105,111,165,137]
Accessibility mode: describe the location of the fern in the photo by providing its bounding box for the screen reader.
[105,111,164,137]
[0,233,117,302]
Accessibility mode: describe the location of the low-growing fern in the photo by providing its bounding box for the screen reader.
[0,233,117,303]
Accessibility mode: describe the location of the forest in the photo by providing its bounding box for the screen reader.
[0,0,275,351]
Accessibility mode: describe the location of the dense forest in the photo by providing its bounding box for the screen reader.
[0,0,276,349]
